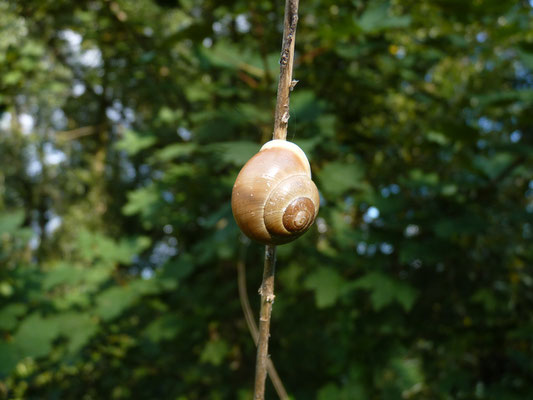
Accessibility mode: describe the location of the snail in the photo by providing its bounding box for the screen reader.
[231,140,319,245]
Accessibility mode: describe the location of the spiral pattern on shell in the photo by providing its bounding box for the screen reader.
[231,140,320,245]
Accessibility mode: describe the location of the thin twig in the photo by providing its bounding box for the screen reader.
[273,0,300,141]
[253,1,300,399]
[237,253,289,399]
[254,245,278,400]
[55,125,101,141]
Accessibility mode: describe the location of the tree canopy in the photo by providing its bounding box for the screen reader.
[0,0,532,399]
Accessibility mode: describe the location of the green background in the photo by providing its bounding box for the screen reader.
[0,0,532,398]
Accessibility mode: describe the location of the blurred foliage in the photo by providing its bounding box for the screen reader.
[0,0,532,399]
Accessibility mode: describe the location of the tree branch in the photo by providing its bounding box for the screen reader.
[254,2,300,399]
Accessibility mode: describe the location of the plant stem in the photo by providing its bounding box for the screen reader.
[253,2,300,398]
[239,250,289,399]
[273,0,300,141]
[254,245,277,400]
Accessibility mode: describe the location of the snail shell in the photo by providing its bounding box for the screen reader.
[231,140,320,245]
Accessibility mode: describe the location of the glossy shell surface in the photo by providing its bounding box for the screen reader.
[231,140,319,245]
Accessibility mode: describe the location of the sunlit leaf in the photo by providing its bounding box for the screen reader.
[0,210,25,235]
[318,162,365,198]
[352,272,418,311]
[12,313,60,359]
[116,130,157,155]
[94,286,140,321]
[200,339,229,366]
[357,1,411,33]
[304,267,346,308]
[210,141,259,166]
[143,314,180,343]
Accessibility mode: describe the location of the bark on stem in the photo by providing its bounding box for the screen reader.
[273,0,300,141]
[238,254,289,399]
[253,2,300,398]
[253,245,279,400]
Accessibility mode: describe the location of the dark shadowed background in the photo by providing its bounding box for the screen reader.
[1,0,532,399]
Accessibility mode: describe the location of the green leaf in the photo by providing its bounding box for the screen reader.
[318,162,365,198]
[304,267,346,308]
[210,141,259,166]
[357,1,411,33]
[130,278,162,296]
[165,164,195,180]
[0,342,19,376]
[317,372,367,400]
[157,253,195,290]
[317,114,336,138]
[12,313,61,359]
[473,152,514,180]
[237,103,271,125]
[317,383,341,400]
[518,50,533,69]
[475,89,533,106]
[157,106,183,124]
[293,137,321,155]
[152,143,196,162]
[42,263,85,290]
[7,312,97,372]
[471,288,499,312]
[0,210,25,235]
[85,264,114,286]
[123,185,160,216]
[0,303,27,330]
[352,272,418,311]
[112,236,152,264]
[200,339,230,366]
[52,313,97,355]
[382,357,425,396]
[408,169,439,186]
[116,130,157,155]
[3,70,23,85]
[278,262,304,292]
[427,131,449,145]
[202,40,265,78]
[20,40,44,57]
[441,184,458,196]
[143,314,180,342]
[77,230,150,264]
[201,40,242,70]
[94,285,140,321]
[291,90,324,122]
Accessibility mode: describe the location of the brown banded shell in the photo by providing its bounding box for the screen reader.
[231,140,320,245]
